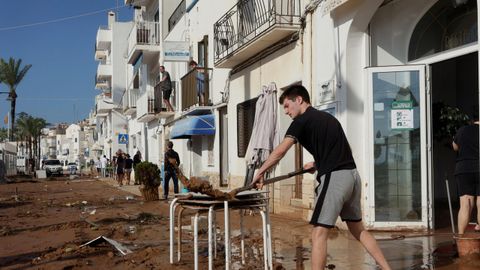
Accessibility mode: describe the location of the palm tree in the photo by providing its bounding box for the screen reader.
[16,113,48,171]
[0,58,32,141]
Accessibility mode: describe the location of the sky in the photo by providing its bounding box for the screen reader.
[0,0,133,127]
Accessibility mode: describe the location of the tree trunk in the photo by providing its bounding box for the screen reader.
[9,97,15,141]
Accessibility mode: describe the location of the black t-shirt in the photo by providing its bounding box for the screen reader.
[161,71,172,91]
[285,106,356,178]
[165,149,180,172]
[116,156,125,169]
[454,124,479,175]
[125,158,133,169]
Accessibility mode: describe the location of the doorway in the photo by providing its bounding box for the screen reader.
[431,52,479,229]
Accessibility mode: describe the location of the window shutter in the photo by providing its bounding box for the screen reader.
[237,97,258,157]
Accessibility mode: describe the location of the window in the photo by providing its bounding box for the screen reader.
[408,0,477,61]
[197,36,208,67]
[237,97,258,157]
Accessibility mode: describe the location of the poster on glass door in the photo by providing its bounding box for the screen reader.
[391,101,413,130]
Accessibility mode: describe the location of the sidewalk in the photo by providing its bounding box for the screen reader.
[98,176,476,270]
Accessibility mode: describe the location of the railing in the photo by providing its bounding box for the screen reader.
[127,21,161,57]
[180,67,212,109]
[122,87,139,112]
[214,0,301,61]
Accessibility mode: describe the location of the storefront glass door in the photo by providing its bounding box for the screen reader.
[367,66,429,228]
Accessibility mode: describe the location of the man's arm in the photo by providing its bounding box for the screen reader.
[252,137,296,188]
[452,141,459,151]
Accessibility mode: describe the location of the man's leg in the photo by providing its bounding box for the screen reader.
[311,226,329,269]
[172,173,179,194]
[346,221,390,269]
[163,172,171,199]
[458,195,474,234]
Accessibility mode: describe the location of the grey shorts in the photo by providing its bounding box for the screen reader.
[311,169,362,228]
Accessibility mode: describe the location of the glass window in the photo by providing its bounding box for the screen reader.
[408,0,477,61]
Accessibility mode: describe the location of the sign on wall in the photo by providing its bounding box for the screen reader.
[316,80,336,105]
[163,41,190,62]
[118,134,129,144]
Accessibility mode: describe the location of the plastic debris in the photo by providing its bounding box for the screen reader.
[80,236,132,256]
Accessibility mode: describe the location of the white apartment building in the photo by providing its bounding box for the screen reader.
[94,11,131,159]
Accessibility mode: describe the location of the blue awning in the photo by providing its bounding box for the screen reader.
[170,114,215,139]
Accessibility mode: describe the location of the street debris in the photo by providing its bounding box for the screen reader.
[80,236,132,256]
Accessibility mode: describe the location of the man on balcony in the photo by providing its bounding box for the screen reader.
[160,65,174,112]
[189,60,205,106]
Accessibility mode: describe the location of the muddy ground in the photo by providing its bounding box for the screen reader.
[1,176,480,270]
[0,176,308,270]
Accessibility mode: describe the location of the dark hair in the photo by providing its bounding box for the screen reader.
[160,65,165,69]
[279,85,310,104]
[470,110,479,121]
[167,141,174,149]
[189,60,198,66]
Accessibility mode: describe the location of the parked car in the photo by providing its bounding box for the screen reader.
[65,162,78,175]
[43,159,63,177]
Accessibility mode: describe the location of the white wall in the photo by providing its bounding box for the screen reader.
[370,0,436,66]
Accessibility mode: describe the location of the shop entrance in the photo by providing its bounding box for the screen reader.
[431,52,479,229]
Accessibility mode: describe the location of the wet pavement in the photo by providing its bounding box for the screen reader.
[98,177,480,270]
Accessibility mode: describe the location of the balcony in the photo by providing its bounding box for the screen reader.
[95,95,114,116]
[124,0,151,5]
[137,82,175,122]
[96,61,112,79]
[214,0,301,68]
[95,75,111,90]
[181,68,211,110]
[126,21,161,64]
[122,85,139,115]
[95,26,111,58]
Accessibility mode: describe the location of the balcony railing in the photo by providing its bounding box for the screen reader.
[214,0,301,66]
[127,21,161,61]
[180,68,212,110]
[122,87,139,115]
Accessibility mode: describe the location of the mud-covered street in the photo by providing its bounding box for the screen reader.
[1,176,479,269]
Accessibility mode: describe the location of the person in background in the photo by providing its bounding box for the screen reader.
[115,150,126,186]
[160,65,174,112]
[189,60,205,105]
[133,151,142,185]
[95,157,101,178]
[251,85,391,270]
[100,155,108,178]
[163,141,180,200]
[124,154,133,185]
[453,111,480,235]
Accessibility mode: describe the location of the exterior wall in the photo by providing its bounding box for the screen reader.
[162,0,231,180]
[112,22,133,105]
[370,0,436,66]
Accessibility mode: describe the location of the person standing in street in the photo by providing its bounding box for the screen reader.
[133,151,142,185]
[251,85,391,270]
[163,141,180,200]
[115,150,126,186]
[124,154,133,185]
[95,157,101,178]
[100,155,108,178]
[453,112,480,235]
[159,65,174,112]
